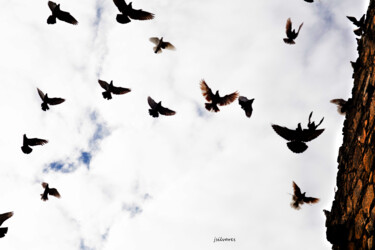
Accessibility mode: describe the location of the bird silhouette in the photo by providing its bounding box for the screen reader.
[283,18,303,44]
[304,0,313,2]
[41,182,61,201]
[98,80,131,100]
[0,212,13,238]
[47,1,78,25]
[272,112,324,153]
[21,134,48,154]
[291,181,319,210]
[238,96,254,118]
[113,0,154,24]
[147,96,176,118]
[200,80,239,112]
[37,88,65,111]
[330,99,350,115]
[149,37,175,54]
[347,15,365,36]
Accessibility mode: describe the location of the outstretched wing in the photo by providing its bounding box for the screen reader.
[271,124,298,141]
[200,80,214,102]
[149,37,160,45]
[113,0,127,12]
[346,16,359,25]
[147,96,157,108]
[58,10,78,25]
[218,92,239,106]
[300,129,324,142]
[303,196,319,204]
[285,18,292,36]
[159,106,176,116]
[162,42,176,50]
[111,86,131,95]
[48,1,57,11]
[98,80,109,90]
[128,8,154,20]
[292,182,302,197]
[37,88,45,100]
[0,212,13,227]
[296,22,303,36]
[48,188,61,198]
[28,138,48,146]
[48,97,65,105]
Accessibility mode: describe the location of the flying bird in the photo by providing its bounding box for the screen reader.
[21,134,48,154]
[147,96,176,118]
[238,96,254,118]
[283,18,303,44]
[98,80,131,100]
[149,37,175,54]
[37,88,65,111]
[47,1,78,25]
[291,181,319,210]
[347,15,365,36]
[304,0,313,2]
[330,99,350,115]
[41,182,61,201]
[0,212,13,238]
[113,0,154,24]
[271,112,324,153]
[200,79,239,112]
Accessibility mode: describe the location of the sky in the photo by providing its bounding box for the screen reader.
[0,0,369,249]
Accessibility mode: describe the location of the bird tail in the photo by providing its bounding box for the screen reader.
[290,201,301,210]
[287,141,308,153]
[149,109,159,118]
[41,103,49,111]
[21,145,32,154]
[0,227,8,238]
[47,15,56,24]
[41,193,48,201]
[205,103,219,112]
[102,92,112,100]
[116,14,131,24]
[283,38,295,44]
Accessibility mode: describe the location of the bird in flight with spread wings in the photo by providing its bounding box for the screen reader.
[290,182,319,210]
[98,80,131,100]
[37,88,65,111]
[347,15,366,36]
[200,79,238,112]
[283,18,303,44]
[21,134,48,154]
[47,1,78,25]
[149,37,175,54]
[147,96,176,118]
[113,0,154,24]
[0,212,14,238]
[41,182,61,201]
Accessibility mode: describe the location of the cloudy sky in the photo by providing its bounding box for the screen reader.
[0,0,369,249]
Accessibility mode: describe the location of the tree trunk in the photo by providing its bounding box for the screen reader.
[325,1,375,249]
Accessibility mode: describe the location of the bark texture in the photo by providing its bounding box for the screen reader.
[325,1,375,249]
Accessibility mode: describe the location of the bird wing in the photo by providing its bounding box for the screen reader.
[285,18,292,36]
[42,182,48,188]
[98,80,109,90]
[296,22,303,35]
[28,138,48,146]
[159,106,176,116]
[58,10,78,25]
[0,212,13,227]
[303,196,319,204]
[128,8,154,20]
[346,16,359,25]
[111,86,131,95]
[48,188,61,198]
[300,129,324,142]
[272,124,299,141]
[113,0,127,12]
[48,1,57,11]
[48,97,65,105]
[147,96,157,108]
[149,37,160,45]
[359,14,365,25]
[200,80,214,102]
[218,92,239,106]
[37,88,45,100]
[292,182,302,197]
[162,42,176,50]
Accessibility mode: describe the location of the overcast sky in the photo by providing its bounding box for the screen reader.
[0,0,369,249]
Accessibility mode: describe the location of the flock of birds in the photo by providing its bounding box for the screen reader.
[0,0,366,239]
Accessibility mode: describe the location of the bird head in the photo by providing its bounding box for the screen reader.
[109,80,113,87]
[215,90,219,96]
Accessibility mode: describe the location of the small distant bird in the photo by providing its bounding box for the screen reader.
[0,212,13,238]
[21,134,48,154]
[98,80,131,100]
[304,0,313,2]
[147,96,176,118]
[37,88,65,111]
[347,15,365,36]
[272,112,324,153]
[113,0,154,24]
[41,182,61,201]
[149,37,175,54]
[200,79,239,112]
[47,1,78,25]
[238,96,254,118]
[330,99,350,115]
[291,181,319,210]
[283,18,303,44]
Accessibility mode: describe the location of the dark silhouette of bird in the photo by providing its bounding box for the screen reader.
[238,96,254,118]
[41,182,61,201]
[330,99,350,115]
[291,181,319,210]
[149,37,175,54]
[21,134,48,154]
[98,80,131,100]
[147,96,176,118]
[113,0,154,24]
[37,88,65,111]
[304,0,313,2]
[283,18,303,44]
[47,1,78,25]
[271,112,324,153]
[0,212,13,238]
[200,80,239,112]
[347,15,365,36]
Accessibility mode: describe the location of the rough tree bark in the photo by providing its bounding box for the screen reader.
[325,1,375,249]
